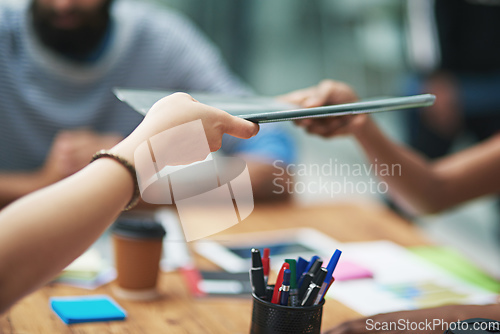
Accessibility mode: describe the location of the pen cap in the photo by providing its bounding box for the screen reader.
[262,248,270,276]
[284,259,297,289]
[271,263,290,304]
[251,248,263,268]
[262,258,270,277]
[308,259,323,275]
[303,256,320,275]
[298,273,314,300]
[312,267,328,285]
[296,257,309,282]
[325,249,342,284]
[282,269,291,285]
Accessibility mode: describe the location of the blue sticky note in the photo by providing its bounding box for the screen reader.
[50,295,126,324]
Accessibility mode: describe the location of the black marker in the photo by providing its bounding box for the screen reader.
[301,267,327,306]
[297,259,322,300]
[249,248,267,300]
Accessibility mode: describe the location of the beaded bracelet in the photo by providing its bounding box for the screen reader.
[90,150,140,211]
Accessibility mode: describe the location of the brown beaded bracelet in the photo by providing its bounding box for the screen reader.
[90,150,140,211]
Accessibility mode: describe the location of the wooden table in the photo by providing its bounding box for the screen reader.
[0,203,429,334]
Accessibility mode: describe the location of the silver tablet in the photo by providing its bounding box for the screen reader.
[114,88,435,123]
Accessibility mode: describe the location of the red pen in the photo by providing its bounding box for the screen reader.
[315,276,335,305]
[271,263,290,304]
[262,248,270,284]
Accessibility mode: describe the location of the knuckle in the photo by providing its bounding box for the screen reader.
[169,92,192,101]
[320,79,336,88]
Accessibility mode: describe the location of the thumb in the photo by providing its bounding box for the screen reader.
[225,115,260,139]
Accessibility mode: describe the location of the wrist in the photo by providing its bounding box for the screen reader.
[109,137,139,166]
[109,121,175,166]
[90,150,140,211]
[350,114,371,139]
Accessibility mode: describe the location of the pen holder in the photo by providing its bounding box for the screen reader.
[250,293,324,334]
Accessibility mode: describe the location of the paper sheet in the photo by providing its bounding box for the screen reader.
[328,241,499,316]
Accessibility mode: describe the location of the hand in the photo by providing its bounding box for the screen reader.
[280,79,358,108]
[40,130,122,184]
[280,79,366,138]
[113,92,260,164]
[323,304,500,334]
[421,72,463,138]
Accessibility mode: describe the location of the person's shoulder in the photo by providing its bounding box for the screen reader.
[0,1,24,26]
[0,1,26,38]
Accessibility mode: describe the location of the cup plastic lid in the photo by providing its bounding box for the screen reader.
[112,218,166,239]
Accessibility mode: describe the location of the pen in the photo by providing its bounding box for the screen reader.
[284,259,297,289]
[315,276,335,305]
[280,269,291,306]
[301,267,327,307]
[265,285,274,301]
[285,259,298,306]
[296,256,309,283]
[298,255,319,288]
[298,258,322,300]
[249,248,267,300]
[262,248,270,285]
[271,262,290,304]
[317,249,342,302]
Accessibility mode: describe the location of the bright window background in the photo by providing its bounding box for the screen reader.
[154,0,406,97]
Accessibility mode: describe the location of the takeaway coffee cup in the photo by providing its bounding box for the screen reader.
[111,218,166,300]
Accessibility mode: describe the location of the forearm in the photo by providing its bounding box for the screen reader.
[354,118,442,214]
[242,159,291,202]
[0,159,132,313]
[0,171,51,209]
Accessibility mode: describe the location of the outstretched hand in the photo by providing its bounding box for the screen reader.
[280,79,367,138]
[112,92,260,163]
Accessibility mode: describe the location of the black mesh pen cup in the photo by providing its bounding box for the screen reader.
[250,293,325,334]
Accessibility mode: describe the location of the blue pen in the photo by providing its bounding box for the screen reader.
[316,249,342,303]
[296,257,309,282]
[280,269,291,306]
[297,255,319,288]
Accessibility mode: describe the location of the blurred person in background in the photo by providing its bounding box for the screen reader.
[0,0,294,208]
[284,79,500,334]
[405,0,500,159]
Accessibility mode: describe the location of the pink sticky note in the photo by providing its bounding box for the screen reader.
[333,260,373,281]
